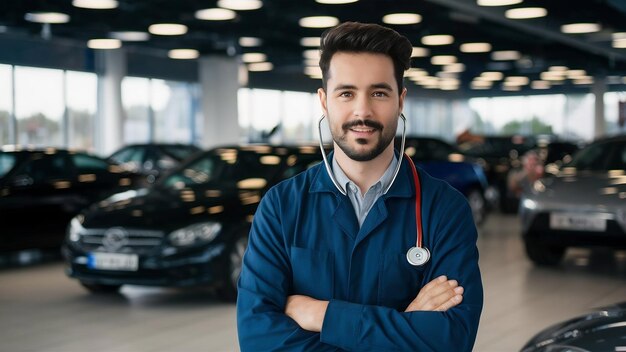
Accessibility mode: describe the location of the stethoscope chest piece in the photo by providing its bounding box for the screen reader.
[406,246,430,266]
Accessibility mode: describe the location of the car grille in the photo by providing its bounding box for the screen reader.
[78,228,165,255]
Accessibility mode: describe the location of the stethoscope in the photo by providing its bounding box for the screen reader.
[317,114,430,267]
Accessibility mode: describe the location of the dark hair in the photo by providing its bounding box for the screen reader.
[319,22,412,93]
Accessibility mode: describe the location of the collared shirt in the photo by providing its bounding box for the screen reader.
[332,154,398,227]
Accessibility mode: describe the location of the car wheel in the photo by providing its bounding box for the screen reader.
[524,238,565,266]
[80,282,121,293]
[466,189,486,226]
[217,234,248,302]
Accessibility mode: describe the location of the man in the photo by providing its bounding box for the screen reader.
[237,22,483,351]
[508,149,544,198]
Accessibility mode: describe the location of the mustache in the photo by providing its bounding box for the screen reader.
[342,119,383,131]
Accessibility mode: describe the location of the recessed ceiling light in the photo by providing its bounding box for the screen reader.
[300,37,321,47]
[505,76,529,85]
[505,7,547,19]
[316,0,359,4]
[299,16,339,28]
[411,47,430,57]
[303,49,321,60]
[561,23,601,34]
[217,0,262,10]
[540,72,566,81]
[460,42,492,53]
[168,49,199,59]
[239,37,262,47]
[471,80,493,88]
[477,0,522,6]
[431,55,457,65]
[421,35,454,46]
[443,63,466,73]
[87,38,121,49]
[566,70,587,79]
[573,77,594,85]
[248,62,273,72]
[24,12,70,24]
[111,31,149,41]
[549,66,568,72]
[72,0,118,9]
[491,50,521,60]
[612,32,626,40]
[196,8,237,20]
[148,23,188,36]
[405,68,427,78]
[480,71,504,80]
[304,58,319,66]
[382,13,422,25]
[531,80,550,89]
[304,66,322,76]
[242,53,267,63]
[613,39,626,48]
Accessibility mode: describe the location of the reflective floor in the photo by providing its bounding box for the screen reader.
[1,213,625,352]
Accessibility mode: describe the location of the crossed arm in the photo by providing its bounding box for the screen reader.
[285,275,464,332]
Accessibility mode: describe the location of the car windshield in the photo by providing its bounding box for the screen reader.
[162,145,200,160]
[462,137,535,158]
[566,139,626,171]
[0,152,17,178]
[159,149,284,189]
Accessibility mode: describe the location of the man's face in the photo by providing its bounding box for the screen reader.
[318,52,406,162]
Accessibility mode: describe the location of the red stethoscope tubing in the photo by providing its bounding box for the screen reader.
[403,153,423,248]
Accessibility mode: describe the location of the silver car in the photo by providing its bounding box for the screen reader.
[519,135,626,266]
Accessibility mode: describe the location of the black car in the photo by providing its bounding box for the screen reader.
[62,145,323,300]
[521,302,626,352]
[0,147,143,252]
[109,143,202,183]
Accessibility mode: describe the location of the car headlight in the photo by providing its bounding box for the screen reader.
[169,222,222,247]
[68,215,85,242]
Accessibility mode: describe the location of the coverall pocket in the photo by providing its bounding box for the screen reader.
[289,246,334,300]
[378,252,425,311]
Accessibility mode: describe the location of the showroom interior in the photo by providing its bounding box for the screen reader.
[1,0,626,351]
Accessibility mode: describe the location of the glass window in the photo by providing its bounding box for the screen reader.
[122,77,150,144]
[15,66,64,147]
[71,153,110,173]
[152,79,195,143]
[249,89,281,143]
[0,65,12,146]
[282,91,315,143]
[19,153,69,182]
[66,71,97,151]
[0,152,17,178]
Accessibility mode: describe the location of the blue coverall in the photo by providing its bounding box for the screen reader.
[237,154,483,351]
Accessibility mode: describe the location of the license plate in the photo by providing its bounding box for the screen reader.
[87,253,138,271]
[549,213,607,232]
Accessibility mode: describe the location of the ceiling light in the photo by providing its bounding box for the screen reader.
[304,58,319,66]
[87,38,121,49]
[304,66,322,76]
[303,49,321,60]
[491,50,521,60]
[471,80,493,88]
[613,32,626,40]
[24,12,70,24]
[460,42,492,53]
[196,8,237,20]
[549,66,568,72]
[148,23,187,35]
[248,62,273,72]
[573,77,593,85]
[300,37,321,47]
[217,0,262,10]
[242,52,267,63]
[480,71,504,80]
[531,80,550,89]
[566,70,587,79]
[613,39,626,48]
[299,16,339,28]
[168,49,199,59]
[411,47,429,57]
[505,7,547,19]
[382,13,422,25]
[540,72,566,81]
[421,34,454,45]
[316,0,359,3]
[477,0,522,6]
[431,55,457,65]
[443,63,465,73]
[72,0,118,9]
[405,68,427,78]
[111,31,149,41]
[505,76,529,85]
[239,37,262,47]
[561,23,601,34]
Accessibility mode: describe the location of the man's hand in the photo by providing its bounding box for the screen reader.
[405,275,464,312]
[285,295,329,332]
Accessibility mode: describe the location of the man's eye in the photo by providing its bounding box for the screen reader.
[373,91,388,97]
[339,92,353,98]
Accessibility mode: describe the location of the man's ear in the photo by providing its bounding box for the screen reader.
[318,88,328,116]
[399,87,407,113]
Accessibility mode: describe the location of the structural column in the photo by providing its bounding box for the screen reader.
[199,56,240,149]
[95,48,126,156]
[592,76,607,138]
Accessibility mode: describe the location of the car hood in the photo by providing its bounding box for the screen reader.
[80,184,261,232]
[521,302,626,352]
[529,171,626,210]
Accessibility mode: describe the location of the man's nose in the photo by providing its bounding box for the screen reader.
[352,95,373,118]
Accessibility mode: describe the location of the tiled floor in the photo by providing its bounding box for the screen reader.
[1,213,625,351]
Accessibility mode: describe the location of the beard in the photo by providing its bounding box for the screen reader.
[331,118,397,162]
